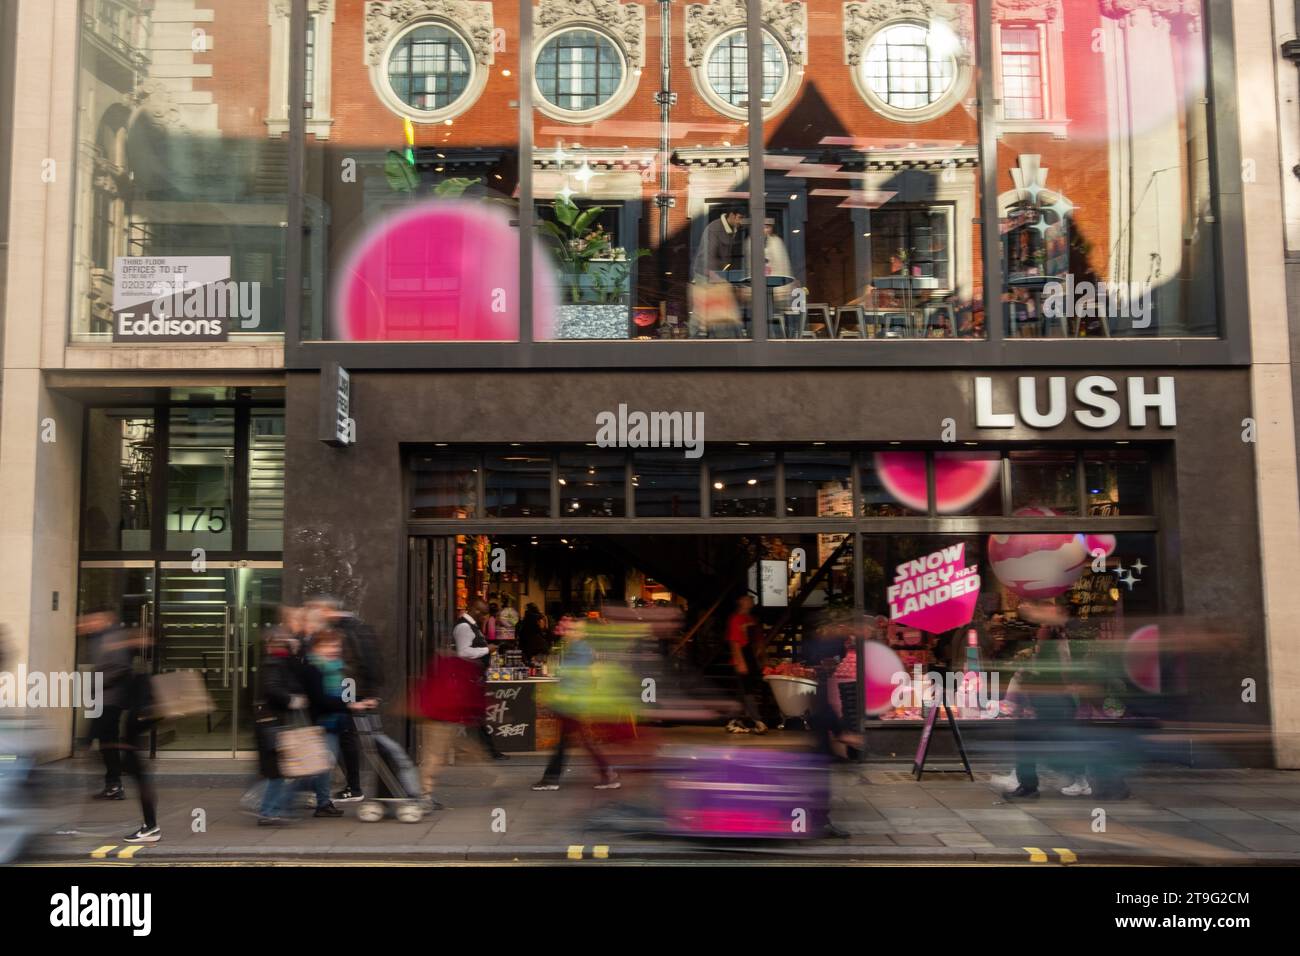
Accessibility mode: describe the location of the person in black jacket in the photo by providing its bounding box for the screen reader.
[82,605,161,843]
[304,596,383,803]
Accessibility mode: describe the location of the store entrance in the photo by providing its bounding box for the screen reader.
[410,533,857,724]
[76,561,282,755]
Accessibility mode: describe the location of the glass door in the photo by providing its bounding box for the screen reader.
[75,562,156,746]
[156,561,281,754]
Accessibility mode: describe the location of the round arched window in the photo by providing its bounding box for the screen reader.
[386,23,474,113]
[535,28,627,114]
[861,22,958,112]
[705,28,787,109]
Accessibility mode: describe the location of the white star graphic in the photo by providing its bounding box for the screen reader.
[573,161,595,189]
[1132,558,1147,575]
[1122,572,1137,590]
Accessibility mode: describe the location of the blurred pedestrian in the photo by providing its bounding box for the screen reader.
[84,605,160,843]
[532,622,620,791]
[304,595,383,803]
[517,602,549,663]
[1003,626,1080,800]
[725,595,766,734]
[413,652,485,810]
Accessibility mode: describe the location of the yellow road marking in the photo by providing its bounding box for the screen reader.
[90,846,117,859]
[593,845,609,859]
[1053,848,1078,864]
[1024,846,1049,863]
[117,846,144,859]
[566,845,584,860]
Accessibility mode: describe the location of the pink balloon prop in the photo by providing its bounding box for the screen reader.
[987,508,1089,599]
[1124,624,1161,694]
[335,200,557,341]
[864,640,907,716]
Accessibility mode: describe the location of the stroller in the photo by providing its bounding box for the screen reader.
[352,713,425,824]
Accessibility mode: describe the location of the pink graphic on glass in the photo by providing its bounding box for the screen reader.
[864,640,907,716]
[888,543,981,635]
[874,451,1000,513]
[1124,624,1161,694]
[987,510,1120,599]
[334,200,558,341]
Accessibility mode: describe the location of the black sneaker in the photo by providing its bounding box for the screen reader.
[823,822,851,839]
[257,816,292,827]
[333,787,364,803]
[94,785,125,800]
[313,802,344,818]
[1002,784,1040,800]
[491,751,509,760]
[123,825,161,844]
[531,780,560,791]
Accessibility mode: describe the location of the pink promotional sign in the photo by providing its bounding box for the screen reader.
[888,543,981,635]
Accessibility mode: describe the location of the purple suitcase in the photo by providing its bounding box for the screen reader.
[661,745,832,839]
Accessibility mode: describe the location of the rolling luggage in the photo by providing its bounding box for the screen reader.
[661,745,831,839]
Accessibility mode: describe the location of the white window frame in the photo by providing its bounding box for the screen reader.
[533,25,637,124]
[991,1,1069,138]
[267,0,334,139]
[376,19,484,124]
[693,27,798,121]
[850,18,970,123]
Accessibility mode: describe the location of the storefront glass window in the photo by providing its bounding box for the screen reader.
[303,7,522,342]
[784,448,851,517]
[710,452,777,517]
[71,3,286,341]
[998,2,1216,337]
[82,408,155,552]
[770,0,985,343]
[558,450,627,517]
[411,453,479,519]
[1085,449,1153,516]
[862,451,927,517]
[485,452,552,518]
[165,407,236,551]
[633,452,701,517]
[1010,450,1078,515]
[859,531,1161,721]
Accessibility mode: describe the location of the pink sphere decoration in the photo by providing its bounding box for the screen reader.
[874,452,999,513]
[335,200,558,341]
[987,508,1090,599]
[1124,625,1161,694]
[864,640,907,716]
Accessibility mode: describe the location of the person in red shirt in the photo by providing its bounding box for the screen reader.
[725,595,766,734]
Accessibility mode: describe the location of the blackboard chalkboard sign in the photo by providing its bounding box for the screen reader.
[483,682,539,752]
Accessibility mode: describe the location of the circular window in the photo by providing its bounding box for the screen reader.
[374,21,485,122]
[704,28,788,113]
[536,28,626,114]
[859,21,963,118]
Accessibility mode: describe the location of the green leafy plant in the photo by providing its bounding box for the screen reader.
[538,196,649,304]
[384,149,482,199]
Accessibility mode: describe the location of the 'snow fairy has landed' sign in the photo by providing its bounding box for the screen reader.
[888,543,981,635]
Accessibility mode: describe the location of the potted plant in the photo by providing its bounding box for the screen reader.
[538,196,648,338]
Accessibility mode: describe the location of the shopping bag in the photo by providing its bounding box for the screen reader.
[690,279,740,329]
[147,670,214,720]
[276,723,332,778]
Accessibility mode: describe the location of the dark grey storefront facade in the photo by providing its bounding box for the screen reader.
[282,366,1270,765]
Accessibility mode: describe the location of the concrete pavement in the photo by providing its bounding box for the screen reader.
[17,751,1300,866]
